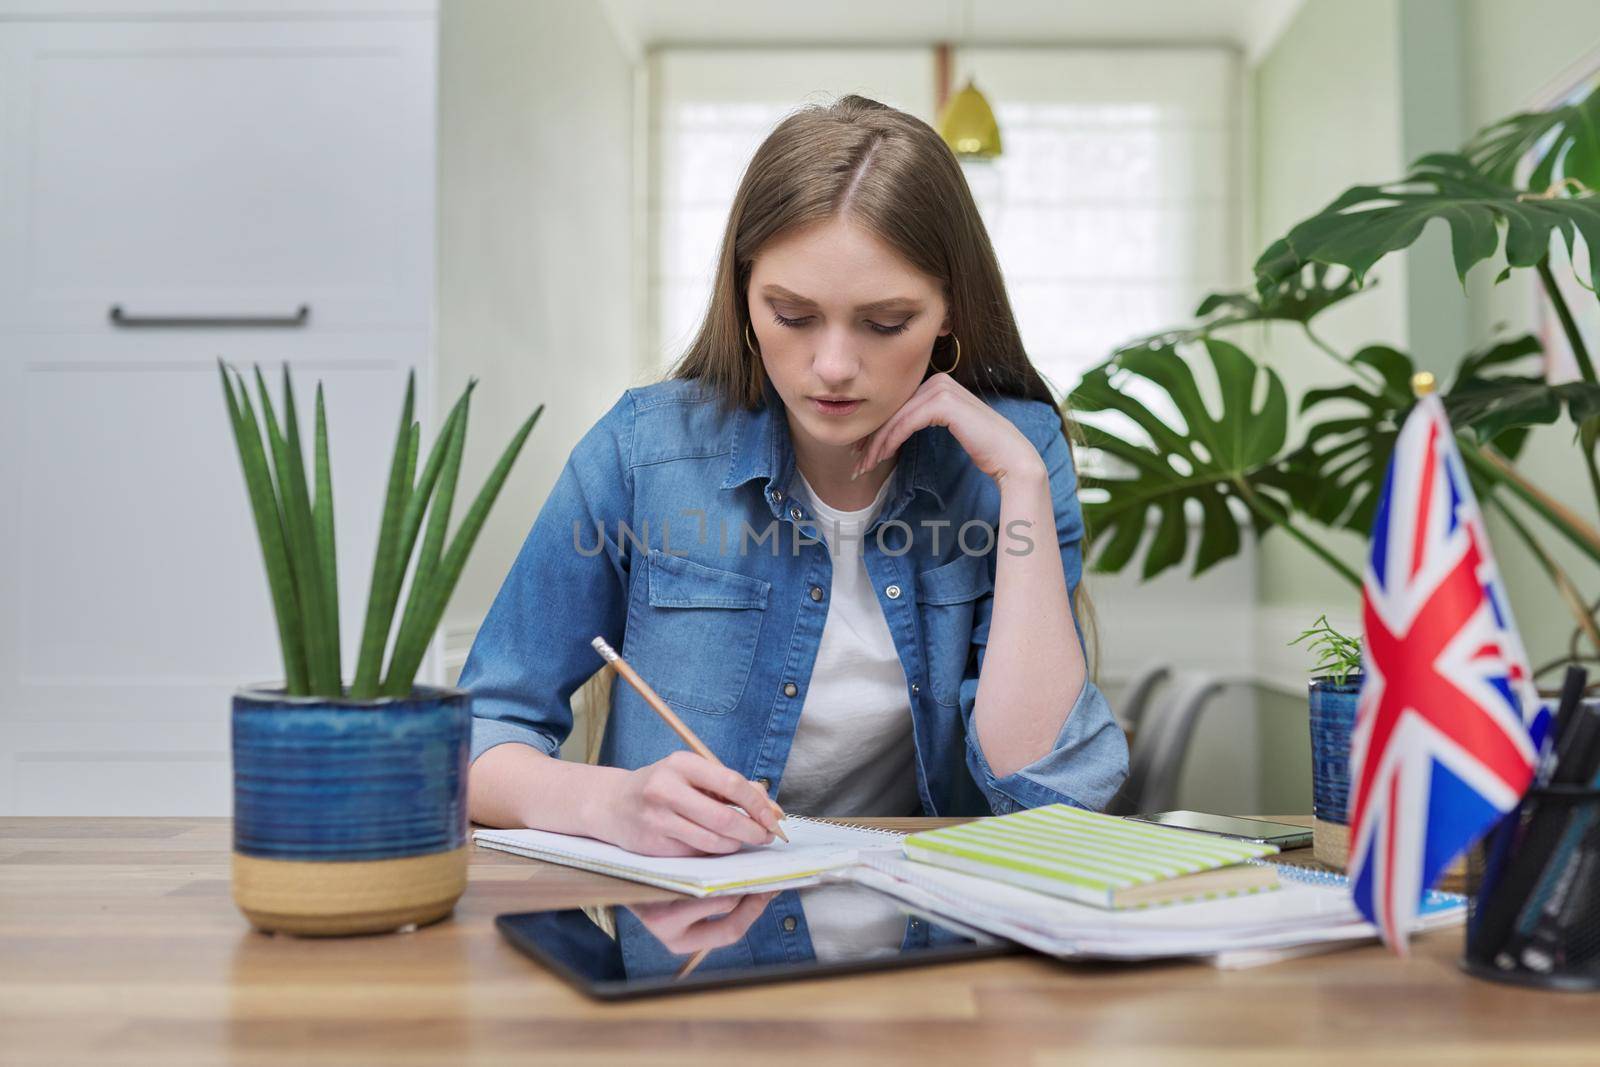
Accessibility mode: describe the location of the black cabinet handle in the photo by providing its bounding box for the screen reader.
[109,304,311,328]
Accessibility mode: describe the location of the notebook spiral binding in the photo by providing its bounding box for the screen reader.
[1249,858,1466,906]
[788,815,906,840]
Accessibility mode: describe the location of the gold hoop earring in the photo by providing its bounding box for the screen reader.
[744,321,761,356]
[932,333,961,375]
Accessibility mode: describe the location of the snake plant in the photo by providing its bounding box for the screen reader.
[219,361,543,699]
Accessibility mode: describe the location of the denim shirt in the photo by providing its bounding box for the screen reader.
[460,374,1128,820]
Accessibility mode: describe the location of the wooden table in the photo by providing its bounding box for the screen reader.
[2,817,1594,1065]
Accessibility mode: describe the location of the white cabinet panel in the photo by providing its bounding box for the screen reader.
[1,718,230,816]
[11,347,416,684]
[0,17,435,333]
[1,347,425,713]
[0,11,437,814]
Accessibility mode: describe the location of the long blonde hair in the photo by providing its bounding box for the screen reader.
[582,94,1099,763]
[667,94,1068,423]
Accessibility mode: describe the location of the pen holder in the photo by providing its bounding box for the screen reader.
[1462,785,1600,991]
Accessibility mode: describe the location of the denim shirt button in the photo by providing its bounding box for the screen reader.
[809,585,823,602]
[788,505,803,522]
[782,915,798,933]
[783,682,798,697]
[885,584,902,599]
[756,777,770,791]
[770,488,784,503]
[910,682,921,695]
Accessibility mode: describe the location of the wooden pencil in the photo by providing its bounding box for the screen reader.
[590,635,790,843]
[674,946,713,980]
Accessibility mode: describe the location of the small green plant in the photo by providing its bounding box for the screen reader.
[1289,614,1364,686]
[218,360,543,699]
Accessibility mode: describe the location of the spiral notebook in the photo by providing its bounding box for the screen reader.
[901,804,1282,909]
[472,817,904,897]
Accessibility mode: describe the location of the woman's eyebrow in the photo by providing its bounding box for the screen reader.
[760,285,922,313]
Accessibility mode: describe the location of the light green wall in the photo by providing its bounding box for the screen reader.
[1254,1,1600,656]
[1248,2,1600,809]
[1460,1,1600,677]
[1397,0,1471,374]
[1250,0,1410,813]
[437,0,640,633]
[1258,688,1314,815]
[1252,0,1407,620]
[1463,0,1600,123]
[1254,0,1600,625]
[1249,0,1600,812]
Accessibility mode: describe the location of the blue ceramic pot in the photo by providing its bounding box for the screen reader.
[1308,674,1362,866]
[230,683,471,936]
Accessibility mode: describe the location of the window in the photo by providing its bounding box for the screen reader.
[649,48,934,371]
[649,47,1240,403]
[953,49,1239,400]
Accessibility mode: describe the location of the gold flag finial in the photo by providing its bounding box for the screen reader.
[1411,371,1436,397]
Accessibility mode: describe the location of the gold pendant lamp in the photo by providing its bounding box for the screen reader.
[938,77,1002,159]
[934,4,1001,161]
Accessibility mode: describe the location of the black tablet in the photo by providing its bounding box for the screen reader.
[496,883,1016,1000]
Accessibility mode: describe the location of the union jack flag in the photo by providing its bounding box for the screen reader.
[1348,391,1546,954]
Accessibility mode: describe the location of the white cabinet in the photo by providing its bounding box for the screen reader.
[0,14,436,333]
[0,4,437,814]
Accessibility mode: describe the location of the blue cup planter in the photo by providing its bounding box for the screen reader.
[231,683,471,936]
[1308,673,1362,869]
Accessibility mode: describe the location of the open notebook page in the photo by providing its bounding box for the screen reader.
[473,816,904,897]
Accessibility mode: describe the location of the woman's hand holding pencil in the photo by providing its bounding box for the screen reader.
[590,636,790,856]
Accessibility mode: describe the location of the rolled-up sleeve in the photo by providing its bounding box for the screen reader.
[960,409,1129,814]
[458,391,636,764]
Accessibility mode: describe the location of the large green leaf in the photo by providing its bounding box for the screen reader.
[1285,335,1588,535]
[1466,82,1600,192]
[1069,338,1289,580]
[256,365,337,695]
[218,361,308,695]
[383,402,544,696]
[1449,330,1600,446]
[1121,264,1366,351]
[311,383,339,684]
[1254,153,1600,293]
[1285,346,1415,533]
[350,371,416,699]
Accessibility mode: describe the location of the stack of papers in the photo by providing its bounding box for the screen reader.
[475,809,1467,968]
[840,852,1465,967]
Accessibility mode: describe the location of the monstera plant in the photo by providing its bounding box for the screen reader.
[1071,83,1600,682]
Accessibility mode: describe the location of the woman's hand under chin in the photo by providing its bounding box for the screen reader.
[850,372,1046,490]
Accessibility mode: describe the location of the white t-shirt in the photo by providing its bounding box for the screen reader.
[777,463,920,963]
[776,463,920,818]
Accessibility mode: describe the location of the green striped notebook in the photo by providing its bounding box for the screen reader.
[902,805,1282,910]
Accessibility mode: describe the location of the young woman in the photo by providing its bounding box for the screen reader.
[463,94,1128,863]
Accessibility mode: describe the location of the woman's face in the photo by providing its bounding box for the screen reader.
[746,216,950,453]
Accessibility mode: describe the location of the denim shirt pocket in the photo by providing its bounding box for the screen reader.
[914,553,992,709]
[622,548,771,717]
